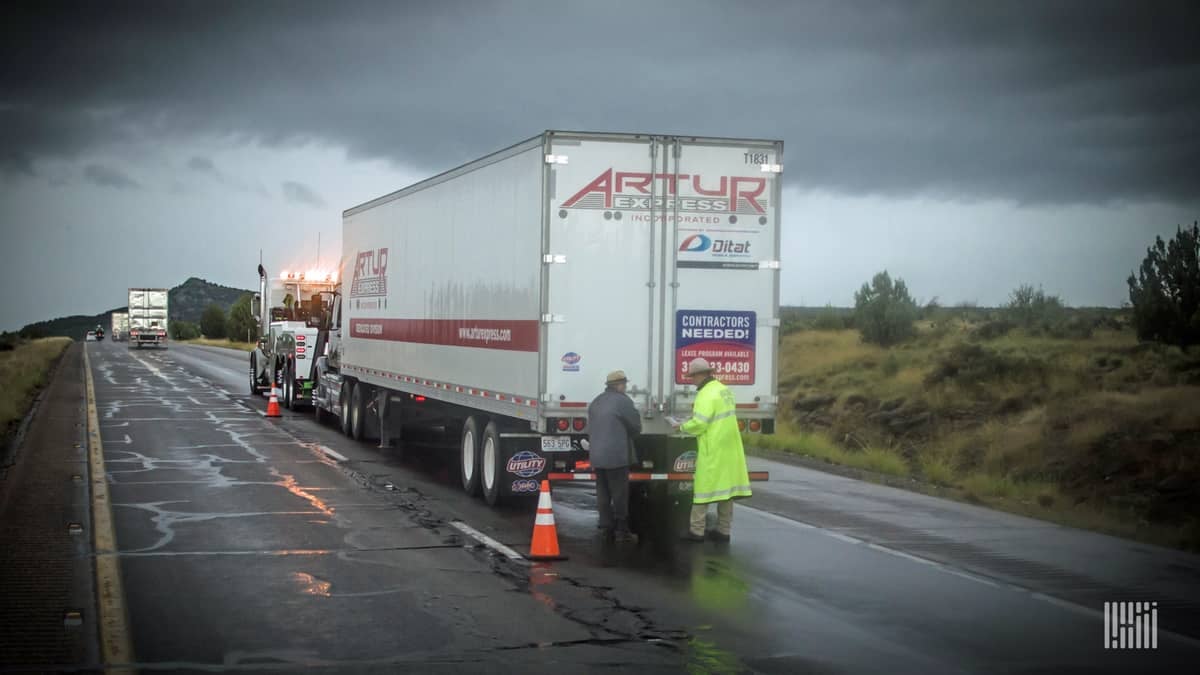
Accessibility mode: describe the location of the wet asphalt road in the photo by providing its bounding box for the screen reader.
[87,341,1200,673]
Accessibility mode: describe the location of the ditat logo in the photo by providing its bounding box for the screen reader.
[679,235,751,256]
[506,451,546,478]
[680,234,711,253]
[350,248,389,298]
[511,479,539,493]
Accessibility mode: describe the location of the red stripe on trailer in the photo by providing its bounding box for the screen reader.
[347,318,539,352]
[547,471,770,482]
[560,402,587,408]
[736,403,758,409]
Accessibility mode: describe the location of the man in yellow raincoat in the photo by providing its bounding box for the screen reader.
[674,357,752,542]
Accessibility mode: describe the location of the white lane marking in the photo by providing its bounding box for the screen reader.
[450,521,528,564]
[317,446,348,463]
[747,505,1200,648]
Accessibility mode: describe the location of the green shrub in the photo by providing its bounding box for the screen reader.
[854,271,918,347]
[170,321,201,340]
[1005,284,1066,331]
[812,304,847,331]
[1128,222,1200,350]
[200,304,227,339]
[925,343,1046,386]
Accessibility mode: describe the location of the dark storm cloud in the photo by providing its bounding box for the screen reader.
[186,156,216,173]
[2,0,1198,204]
[282,181,325,208]
[82,163,140,189]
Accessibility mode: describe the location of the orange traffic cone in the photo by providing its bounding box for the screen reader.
[528,480,567,561]
[265,384,282,418]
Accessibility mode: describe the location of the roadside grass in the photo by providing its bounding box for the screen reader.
[745,423,908,477]
[0,337,72,433]
[181,338,255,352]
[760,323,1200,550]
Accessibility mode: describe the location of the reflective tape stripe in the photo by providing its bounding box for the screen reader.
[693,485,753,500]
[712,409,736,422]
[537,492,552,509]
[650,473,668,480]
[691,412,713,423]
[534,514,557,526]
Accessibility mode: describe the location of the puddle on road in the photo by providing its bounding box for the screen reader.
[292,571,333,597]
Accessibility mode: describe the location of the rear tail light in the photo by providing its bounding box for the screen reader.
[296,346,306,354]
[296,335,305,342]
[738,419,747,432]
[556,419,570,432]
[414,395,426,403]
[749,420,762,433]
[572,418,586,432]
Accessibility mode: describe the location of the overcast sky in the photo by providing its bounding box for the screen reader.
[2,0,1197,331]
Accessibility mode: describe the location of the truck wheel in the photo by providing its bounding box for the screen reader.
[350,382,367,441]
[460,417,482,496]
[282,362,293,410]
[480,422,503,506]
[340,382,354,436]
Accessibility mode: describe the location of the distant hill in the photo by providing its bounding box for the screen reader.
[14,277,254,339]
[168,277,254,324]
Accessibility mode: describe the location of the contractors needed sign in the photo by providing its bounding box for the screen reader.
[675,310,756,385]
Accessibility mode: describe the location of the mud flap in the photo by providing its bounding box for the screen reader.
[497,435,579,499]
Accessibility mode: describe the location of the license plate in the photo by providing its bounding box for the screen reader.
[540,436,573,452]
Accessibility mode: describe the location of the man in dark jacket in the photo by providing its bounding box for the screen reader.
[587,370,642,543]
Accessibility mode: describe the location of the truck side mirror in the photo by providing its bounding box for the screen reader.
[252,293,261,321]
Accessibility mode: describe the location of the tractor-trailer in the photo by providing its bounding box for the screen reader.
[111,312,130,341]
[313,131,778,531]
[128,288,168,348]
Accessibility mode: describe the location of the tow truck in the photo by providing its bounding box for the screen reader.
[249,265,337,410]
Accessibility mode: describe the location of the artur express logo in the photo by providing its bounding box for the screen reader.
[562,169,768,215]
[350,247,389,298]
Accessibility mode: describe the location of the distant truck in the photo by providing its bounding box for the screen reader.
[110,312,130,341]
[249,270,337,409]
[128,288,169,348]
[304,131,778,530]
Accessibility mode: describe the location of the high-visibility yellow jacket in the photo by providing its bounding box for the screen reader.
[680,378,752,504]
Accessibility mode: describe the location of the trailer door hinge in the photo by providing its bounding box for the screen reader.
[760,163,782,174]
[758,260,781,270]
[545,154,569,165]
[541,314,567,323]
[542,254,567,264]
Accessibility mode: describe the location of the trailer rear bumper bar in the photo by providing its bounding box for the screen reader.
[547,471,768,482]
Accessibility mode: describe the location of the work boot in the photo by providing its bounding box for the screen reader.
[680,531,705,543]
[707,531,731,543]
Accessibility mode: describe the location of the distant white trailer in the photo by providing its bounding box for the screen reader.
[128,288,168,348]
[110,312,130,341]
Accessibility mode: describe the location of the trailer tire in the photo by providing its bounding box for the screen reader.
[459,418,483,496]
[350,382,367,442]
[340,382,354,436]
[480,422,503,506]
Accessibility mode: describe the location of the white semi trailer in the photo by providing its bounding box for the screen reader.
[312,131,778,531]
[128,288,169,348]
